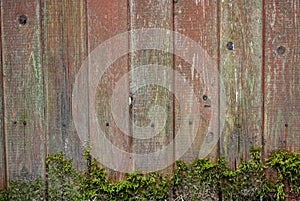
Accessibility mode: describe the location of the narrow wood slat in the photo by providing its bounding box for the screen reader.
[129,0,174,173]
[42,0,87,169]
[0,2,6,186]
[264,0,300,154]
[2,0,45,180]
[86,0,131,178]
[220,0,263,168]
[174,0,220,163]
[0,56,5,187]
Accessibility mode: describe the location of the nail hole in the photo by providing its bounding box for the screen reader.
[202,95,208,101]
[18,15,27,25]
[226,41,234,50]
[23,121,27,126]
[206,132,214,143]
[285,123,288,128]
[204,104,211,108]
[189,120,193,125]
[62,123,66,127]
[277,46,286,55]
[151,123,155,128]
[106,122,110,127]
[20,166,29,177]
[174,0,178,3]
[13,121,17,125]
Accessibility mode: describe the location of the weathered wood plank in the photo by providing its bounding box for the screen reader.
[129,0,174,173]
[264,0,300,154]
[87,0,131,178]
[174,0,220,163]
[0,2,6,187]
[220,0,263,167]
[42,0,86,169]
[1,0,45,180]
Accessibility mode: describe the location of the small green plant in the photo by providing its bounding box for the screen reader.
[0,148,299,200]
[0,189,8,201]
[116,172,170,200]
[46,152,82,200]
[221,147,276,201]
[80,150,110,200]
[6,178,45,201]
[267,150,300,200]
[172,158,225,200]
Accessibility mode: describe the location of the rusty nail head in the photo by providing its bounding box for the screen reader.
[277,46,286,55]
[202,95,208,101]
[18,15,27,25]
[226,41,234,50]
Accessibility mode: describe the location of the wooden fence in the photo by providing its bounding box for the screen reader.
[0,0,299,187]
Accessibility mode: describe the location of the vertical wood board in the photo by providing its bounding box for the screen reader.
[1,0,45,180]
[174,0,220,163]
[42,0,87,170]
[264,0,300,154]
[129,0,174,172]
[0,1,5,186]
[220,0,263,168]
[87,0,131,179]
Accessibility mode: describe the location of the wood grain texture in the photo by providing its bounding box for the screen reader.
[42,0,86,169]
[174,0,220,163]
[1,0,300,190]
[264,0,300,154]
[220,0,263,168]
[87,0,131,178]
[1,0,45,180]
[129,0,174,172]
[0,2,6,186]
